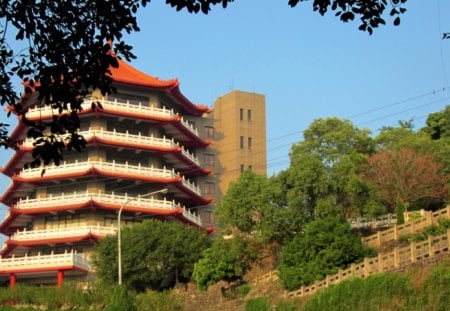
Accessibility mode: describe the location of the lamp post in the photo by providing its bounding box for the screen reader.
[117,188,168,285]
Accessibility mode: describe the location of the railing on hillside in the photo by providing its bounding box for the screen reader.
[285,228,450,299]
[349,213,397,229]
[363,206,450,249]
[250,270,279,285]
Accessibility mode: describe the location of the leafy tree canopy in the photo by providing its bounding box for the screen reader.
[192,234,257,290]
[216,171,274,235]
[284,117,381,219]
[278,215,370,290]
[1,0,407,166]
[93,219,210,292]
[365,148,448,212]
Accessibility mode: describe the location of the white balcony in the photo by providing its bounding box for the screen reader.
[22,129,200,167]
[26,98,200,139]
[18,160,175,180]
[17,160,202,197]
[10,225,117,242]
[0,250,90,273]
[11,192,202,226]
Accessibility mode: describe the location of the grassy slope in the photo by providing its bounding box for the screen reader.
[240,254,450,311]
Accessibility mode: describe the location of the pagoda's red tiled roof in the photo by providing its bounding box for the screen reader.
[110,59,211,116]
[109,60,178,89]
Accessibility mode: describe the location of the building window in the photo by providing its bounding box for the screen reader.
[240,164,244,173]
[204,126,214,139]
[248,165,252,171]
[240,108,244,121]
[204,153,215,166]
[204,181,215,195]
[203,210,215,224]
[240,136,244,148]
[248,109,252,121]
[248,137,252,149]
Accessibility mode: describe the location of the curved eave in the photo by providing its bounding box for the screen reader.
[0,233,103,257]
[20,106,209,147]
[110,60,210,117]
[11,167,179,184]
[1,149,27,177]
[0,201,199,234]
[89,136,210,175]
[8,168,210,205]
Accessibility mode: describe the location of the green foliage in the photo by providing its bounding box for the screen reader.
[396,199,405,225]
[284,117,382,221]
[104,285,136,311]
[420,263,450,311]
[278,216,366,290]
[421,105,450,140]
[216,171,273,235]
[134,291,182,311]
[301,263,450,311]
[276,300,298,311]
[0,283,109,310]
[302,273,414,311]
[193,235,257,290]
[245,297,270,311]
[402,217,450,243]
[238,283,251,298]
[93,219,210,291]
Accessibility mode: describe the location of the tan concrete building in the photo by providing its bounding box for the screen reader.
[212,90,267,199]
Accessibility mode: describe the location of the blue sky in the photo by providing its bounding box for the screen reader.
[123,1,450,175]
[1,1,450,186]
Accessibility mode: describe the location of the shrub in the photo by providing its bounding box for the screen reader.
[245,297,270,311]
[134,291,182,311]
[238,283,251,298]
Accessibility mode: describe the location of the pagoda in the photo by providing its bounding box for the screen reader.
[0,60,215,287]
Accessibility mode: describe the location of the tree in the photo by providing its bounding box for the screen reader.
[215,171,275,237]
[192,234,257,290]
[284,117,381,219]
[421,105,450,140]
[93,219,210,292]
[1,0,408,166]
[365,148,448,212]
[278,215,370,291]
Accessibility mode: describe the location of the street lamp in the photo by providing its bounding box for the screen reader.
[117,188,168,285]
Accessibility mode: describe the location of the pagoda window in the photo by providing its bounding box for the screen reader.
[204,181,215,195]
[44,214,85,229]
[204,153,215,166]
[204,126,214,139]
[109,92,150,106]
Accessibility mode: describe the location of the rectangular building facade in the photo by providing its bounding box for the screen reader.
[212,90,267,200]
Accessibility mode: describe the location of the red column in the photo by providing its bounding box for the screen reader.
[9,274,16,288]
[56,270,64,287]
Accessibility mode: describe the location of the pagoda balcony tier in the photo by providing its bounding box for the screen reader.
[0,225,116,257]
[23,99,210,147]
[0,192,203,234]
[3,135,205,179]
[0,250,89,281]
[7,160,210,204]
[14,129,211,176]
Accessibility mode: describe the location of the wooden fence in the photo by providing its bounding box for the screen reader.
[249,269,279,285]
[285,228,450,298]
[362,206,450,249]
